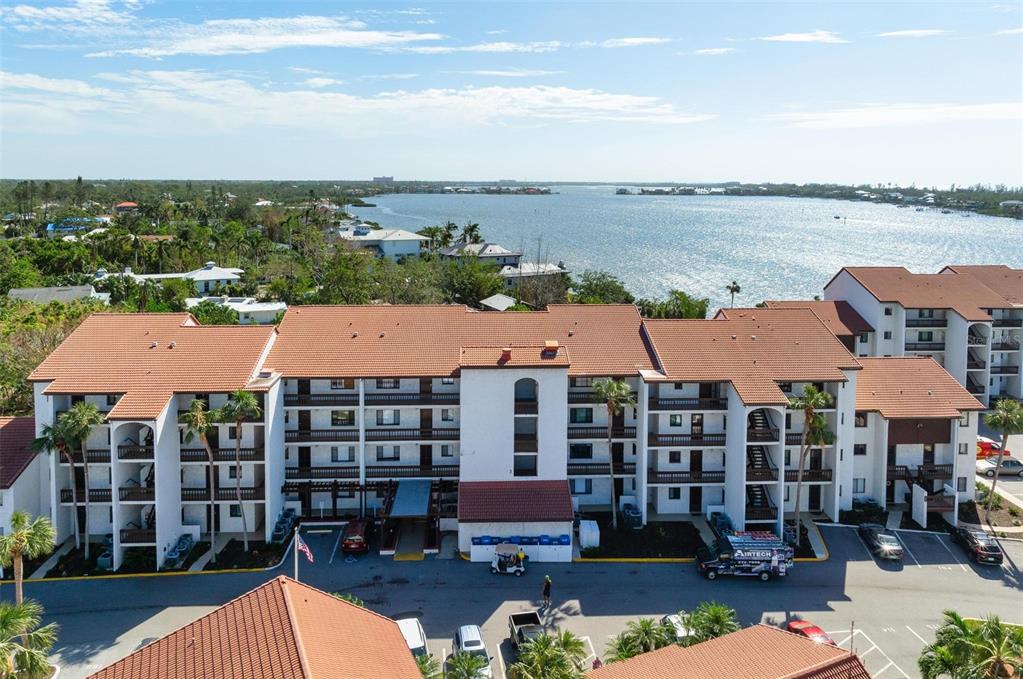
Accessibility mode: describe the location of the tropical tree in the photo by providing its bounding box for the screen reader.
[984,399,1023,523]
[459,221,482,244]
[622,617,674,654]
[686,601,739,643]
[509,630,586,679]
[180,399,219,565]
[725,280,741,308]
[445,651,490,679]
[218,390,262,551]
[0,600,58,679]
[0,513,55,605]
[573,270,635,305]
[604,632,640,664]
[31,421,79,550]
[592,379,636,530]
[415,653,442,679]
[60,401,106,560]
[636,290,709,319]
[787,385,835,547]
[918,611,1023,678]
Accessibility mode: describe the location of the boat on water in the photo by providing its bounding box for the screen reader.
[615,188,632,195]
[941,209,952,214]
[915,207,925,212]
[833,215,842,219]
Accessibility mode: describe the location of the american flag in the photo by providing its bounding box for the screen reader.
[296,534,314,563]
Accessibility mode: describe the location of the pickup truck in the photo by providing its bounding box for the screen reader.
[508,611,545,651]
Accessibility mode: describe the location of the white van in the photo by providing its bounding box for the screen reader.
[397,618,429,657]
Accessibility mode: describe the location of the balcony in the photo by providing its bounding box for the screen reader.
[364,393,459,406]
[285,465,459,480]
[286,429,359,443]
[515,399,538,415]
[887,465,914,485]
[968,334,987,346]
[514,435,538,453]
[365,428,459,442]
[118,445,153,460]
[990,365,1019,375]
[747,427,779,443]
[569,426,636,440]
[286,466,358,480]
[966,358,986,370]
[284,393,358,407]
[118,486,155,502]
[569,391,637,404]
[967,381,986,395]
[784,468,833,483]
[993,318,1023,328]
[745,506,778,521]
[180,447,265,463]
[119,529,156,544]
[58,449,112,464]
[59,488,112,503]
[992,340,1021,351]
[926,494,956,512]
[647,469,726,484]
[906,318,947,328]
[568,462,637,476]
[181,486,265,502]
[905,342,945,352]
[648,397,727,411]
[917,464,954,481]
[648,433,726,447]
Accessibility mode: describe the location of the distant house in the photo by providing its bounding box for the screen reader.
[186,296,287,324]
[0,417,46,538]
[114,201,138,214]
[95,261,244,296]
[253,199,276,207]
[45,216,108,237]
[440,241,522,267]
[499,261,569,290]
[479,293,520,311]
[336,223,427,261]
[8,285,110,305]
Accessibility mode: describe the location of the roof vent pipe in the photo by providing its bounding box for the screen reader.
[150,341,157,349]
[169,341,176,349]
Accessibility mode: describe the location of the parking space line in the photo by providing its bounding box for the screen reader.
[932,534,968,572]
[894,532,922,568]
[874,661,895,676]
[328,530,342,565]
[859,645,877,658]
[905,625,928,645]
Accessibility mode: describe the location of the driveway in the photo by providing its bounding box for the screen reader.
[14,524,1023,679]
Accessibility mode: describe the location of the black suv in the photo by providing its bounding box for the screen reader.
[950,527,1004,565]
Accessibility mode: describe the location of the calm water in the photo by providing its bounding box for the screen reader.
[352,185,1022,311]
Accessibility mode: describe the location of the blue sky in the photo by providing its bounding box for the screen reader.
[1,1,1021,185]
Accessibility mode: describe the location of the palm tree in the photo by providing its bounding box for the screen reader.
[218,390,262,551]
[687,601,739,643]
[725,281,741,308]
[983,399,1023,523]
[0,513,55,606]
[153,237,171,274]
[604,633,640,663]
[0,601,58,679]
[445,651,490,679]
[592,379,636,530]
[918,611,1023,678]
[509,632,584,679]
[459,221,482,244]
[180,399,219,564]
[32,422,80,551]
[61,401,106,560]
[787,385,835,547]
[137,278,159,313]
[623,617,674,654]
[415,653,442,678]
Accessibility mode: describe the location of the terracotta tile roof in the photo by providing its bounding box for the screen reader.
[458,480,574,523]
[827,267,1011,321]
[267,305,653,378]
[459,344,570,368]
[645,309,860,406]
[0,417,37,489]
[587,625,870,679]
[855,357,985,419]
[762,300,874,336]
[87,576,420,679]
[30,313,277,420]
[941,265,1023,306]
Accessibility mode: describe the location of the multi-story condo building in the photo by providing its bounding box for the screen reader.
[823,266,1022,406]
[27,302,983,568]
[758,300,874,354]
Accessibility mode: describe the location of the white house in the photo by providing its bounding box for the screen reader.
[8,285,110,305]
[336,224,427,261]
[94,261,244,296]
[439,242,522,267]
[0,417,46,537]
[185,296,287,325]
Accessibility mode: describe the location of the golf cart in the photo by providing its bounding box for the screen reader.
[490,544,525,576]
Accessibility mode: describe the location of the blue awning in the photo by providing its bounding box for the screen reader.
[390,479,432,518]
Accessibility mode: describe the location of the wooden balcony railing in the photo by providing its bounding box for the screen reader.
[180,447,265,462]
[967,359,986,370]
[365,393,459,406]
[118,445,154,460]
[917,464,954,480]
[286,466,358,480]
[926,494,956,512]
[745,506,777,521]
[784,468,834,482]
[887,465,914,484]
[990,365,1019,375]
[119,529,156,544]
[568,391,637,404]
[567,462,637,476]
[118,486,155,502]
[747,428,779,443]
[648,397,728,411]
[286,429,359,443]
[514,400,539,415]
[648,433,726,447]
[569,426,636,439]
[366,428,459,442]
[181,487,264,501]
[906,318,947,328]
[746,467,778,482]
[905,342,945,351]
[648,470,726,484]
[513,436,538,453]
[992,340,1020,351]
[993,318,1023,328]
[59,449,112,464]
[284,393,358,407]
[285,465,459,480]
[59,488,112,503]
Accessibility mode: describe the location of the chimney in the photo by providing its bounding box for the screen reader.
[168,341,176,349]
[544,340,559,352]
[501,347,512,361]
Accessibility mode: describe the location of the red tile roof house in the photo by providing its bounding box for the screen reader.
[0,416,47,536]
[87,576,421,679]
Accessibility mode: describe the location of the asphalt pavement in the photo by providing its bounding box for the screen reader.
[11,524,1023,679]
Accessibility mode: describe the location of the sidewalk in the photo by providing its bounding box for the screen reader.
[188,534,231,571]
[28,539,72,579]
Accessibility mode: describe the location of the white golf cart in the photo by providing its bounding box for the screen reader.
[490,544,526,576]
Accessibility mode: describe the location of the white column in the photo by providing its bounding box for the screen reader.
[774,406,786,538]
[637,380,649,526]
[358,378,366,486]
[109,423,123,571]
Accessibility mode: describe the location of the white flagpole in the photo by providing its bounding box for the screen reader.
[294,526,299,581]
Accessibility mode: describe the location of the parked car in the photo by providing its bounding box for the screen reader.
[977,457,1023,478]
[508,611,544,650]
[950,527,1005,566]
[396,617,429,657]
[976,436,1012,459]
[858,523,903,561]
[786,620,836,646]
[452,625,493,678]
[341,519,372,554]
[661,614,695,645]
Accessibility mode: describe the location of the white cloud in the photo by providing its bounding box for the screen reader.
[304,77,344,88]
[995,27,1023,35]
[403,40,566,54]
[600,37,671,48]
[767,102,1023,129]
[0,70,113,97]
[486,29,508,35]
[877,29,951,38]
[692,47,736,56]
[0,0,138,33]
[758,30,848,44]
[457,69,564,77]
[359,73,419,80]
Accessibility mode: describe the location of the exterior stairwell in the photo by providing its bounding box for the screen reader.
[745,484,777,521]
[746,446,778,481]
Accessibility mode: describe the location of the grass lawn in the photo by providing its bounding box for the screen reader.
[203,539,286,570]
[579,513,703,558]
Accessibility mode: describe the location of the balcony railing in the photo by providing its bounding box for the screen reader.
[906,318,947,328]
[887,465,914,484]
[365,393,460,406]
[648,433,726,447]
[569,426,636,439]
[59,449,112,464]
[992,340,1020,351]
[990,365,1020,375]
[118,445,154,460]
[993,318,1023,328]
[926,494,956,512]
[745,506,777,521]
[514,436,538,453]
[905,342,945,351]
[745,467,778,482]
[648,469,726,484]
[966,358,986,370]
[180,447,265,463]
[917,464,954,480]
[648,397,727,411]
[568,391,637,404]
[118,486,155,502]
[59,488,112,503]
[284,393,358,407]
[285,465,460,480]
[286,466,358,480]
[515,400,538,415]
[967,382,986,395]
[567,462,636,476]
[286,429,359,443]
[747,427,779,443]
[784,468,833,483]
[119,529,156,544]
[967,334,987,346]
[366,428,459,442]
[181,486,264,502]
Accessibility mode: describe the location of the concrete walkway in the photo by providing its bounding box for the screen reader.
[29,539,73,579]
[188,534,231,571]
[885,509,903,531]
[802,518,828,559]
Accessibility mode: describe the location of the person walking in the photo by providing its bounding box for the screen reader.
[542,575,552,608]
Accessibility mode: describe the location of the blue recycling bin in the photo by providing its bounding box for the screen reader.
[557,534,571,545]
[539,535,552,545]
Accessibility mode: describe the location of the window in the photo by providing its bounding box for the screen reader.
[440,444,453,458]
[441,409,454,422]
[570,479,593,494]
[570,408,593,424]
[228,426,238,440]
[959,413,969,427]
[330,378,354,390]
[331,446,355,463]
[883,331,892,340]
[784,487,790,502]
[669,414,683,427]
[376,410,400,426]
[854,444,867,456]
[778,382,792,393]
[673,382,685,390]
[668,488,681,500]
[920,308,934,319]
[859,332,869,344]
[376,379,399,389]
[785,413,792,429]
[853,478,866,494]
[106,394,118,406]
[376,445,400,461]
[919,331,933,342]
[331,410,355,427]
[441,377,455,385]
[958,443,969,456]
[228,466,239,479]
[784,449,791,465]
[884,307,893,316]
[569,444,593,460]
[855,411,867,427]
[229,504,242,518]
[571,377,593,388]
[284,411,290,424]
[668,450,681,464]
[957,477,967,492]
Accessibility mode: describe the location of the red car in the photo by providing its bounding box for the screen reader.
[786,620,836,646]
[977,436,1012,460]
[341,519,372,554]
